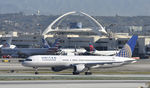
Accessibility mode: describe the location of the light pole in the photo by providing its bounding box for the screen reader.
[37,23,42,35]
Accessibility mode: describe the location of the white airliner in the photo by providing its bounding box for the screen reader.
[84,42,119,56]
[0,37,16,49]
[22,35,138,75]
[60,48,86,55]
[1,38,60,57]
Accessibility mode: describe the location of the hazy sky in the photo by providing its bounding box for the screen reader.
[0,0,150,16]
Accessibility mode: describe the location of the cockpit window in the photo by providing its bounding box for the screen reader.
[25,59,32,61]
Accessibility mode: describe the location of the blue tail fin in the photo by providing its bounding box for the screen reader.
[47,38,61,53]
[42,38,50,48]
[116,35,138,58]
[3,43,10,47]
[2,37,12,47]
[52,38,60,48]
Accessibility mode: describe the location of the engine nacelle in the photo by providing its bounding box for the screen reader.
[74,64,85,73]
[51,66,69,72]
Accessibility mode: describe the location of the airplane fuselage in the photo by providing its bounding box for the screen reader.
[22,55,135,68]
[86,50,119,56]
[1,48,58,56]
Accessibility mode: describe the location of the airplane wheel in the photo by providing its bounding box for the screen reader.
[33,67,39,74]
[73,72,80,75]
[85,72,92,75]
[35,72,39,74]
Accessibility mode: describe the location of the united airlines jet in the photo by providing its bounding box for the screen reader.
[22,35,138,75]
[83,42,119,56]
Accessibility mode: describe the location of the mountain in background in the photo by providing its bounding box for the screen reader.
[0,0,150,16]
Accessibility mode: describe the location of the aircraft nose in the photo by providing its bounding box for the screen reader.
[22,61,27,66]
[22,60,30,67]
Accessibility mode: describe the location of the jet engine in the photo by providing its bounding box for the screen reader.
[74,64,85,73]
[51,66,69,72]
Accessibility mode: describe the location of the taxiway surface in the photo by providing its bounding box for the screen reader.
[0,80,148,88]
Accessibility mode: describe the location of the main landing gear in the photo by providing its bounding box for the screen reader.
[73,72,80,75]
[85,72,92,75]
[33,67,39,74]
[72,67,92,75]
[73,71,92,75]
[73,66,80,75]
[85,67,92,75]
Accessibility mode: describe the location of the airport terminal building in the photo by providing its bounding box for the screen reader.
[0,11,150,58]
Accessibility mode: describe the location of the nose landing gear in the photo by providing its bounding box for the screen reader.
[33,67,39,74]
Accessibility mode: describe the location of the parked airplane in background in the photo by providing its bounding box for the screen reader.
[41,38,50,48]
[18,38,60,57]
[83,42,119,56]
[1,38,60,57]
[0,37,16,49]
[22,35,138,75]
[60,48,86,55]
